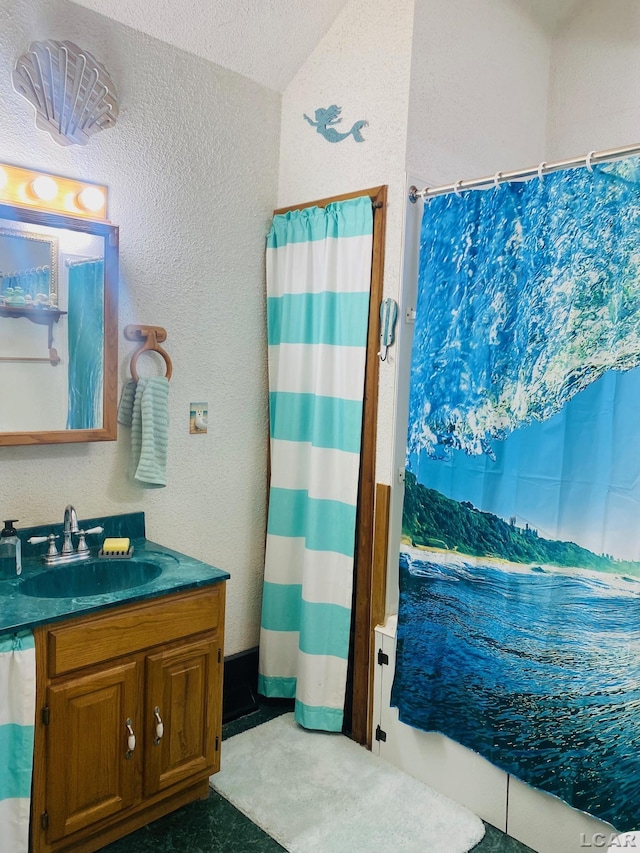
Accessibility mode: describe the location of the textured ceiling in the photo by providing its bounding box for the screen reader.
[70,0,351,92]
[71,0,587,94]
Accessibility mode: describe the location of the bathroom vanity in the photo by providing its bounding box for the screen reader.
[0,512,229,853]
[32,584,225,853]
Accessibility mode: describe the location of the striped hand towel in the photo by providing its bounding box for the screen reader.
[119,377,170,488]
[117,379,136,426]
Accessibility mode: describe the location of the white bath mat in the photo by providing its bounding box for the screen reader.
[210,713,485,853]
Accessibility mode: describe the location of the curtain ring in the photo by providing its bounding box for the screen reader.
[493,171,503,190]
[537,162,546,183]
[453,180,463,197]
[585,150,595,172]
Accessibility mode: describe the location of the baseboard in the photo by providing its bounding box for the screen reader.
[223,647,259,723]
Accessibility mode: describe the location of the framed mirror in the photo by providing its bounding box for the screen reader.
[0,202,118,445]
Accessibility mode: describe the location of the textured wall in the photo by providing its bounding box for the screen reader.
[547,0,640,158]
[407,0,551,184]
[277,0,415,486]
[0,0,280,655]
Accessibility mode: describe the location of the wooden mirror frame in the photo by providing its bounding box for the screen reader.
[0,202,118,446]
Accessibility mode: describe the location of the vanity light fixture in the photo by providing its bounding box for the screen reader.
[77,186,106,213]
[0,163,108,220]
[31,175,58,201]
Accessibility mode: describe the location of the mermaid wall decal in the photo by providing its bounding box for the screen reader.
[303,105,368,143]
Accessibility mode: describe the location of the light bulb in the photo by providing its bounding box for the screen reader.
[31,176,58,201]
[0,167,6,191]
[77,185,105,213]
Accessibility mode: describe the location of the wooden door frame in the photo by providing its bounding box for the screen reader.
[273,185,387,746]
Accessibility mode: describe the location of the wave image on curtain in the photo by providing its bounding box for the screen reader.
[258,196,373,732]
[392,156,640,831]
[66,259,104,430]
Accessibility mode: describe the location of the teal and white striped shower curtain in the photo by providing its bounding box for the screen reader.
[258,196,373,732]
[0,631,36,853]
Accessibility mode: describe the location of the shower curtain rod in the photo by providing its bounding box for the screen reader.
[408,141,640,202]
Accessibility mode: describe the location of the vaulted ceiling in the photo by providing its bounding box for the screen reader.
[70,0,351,92]
[71,0,588,93]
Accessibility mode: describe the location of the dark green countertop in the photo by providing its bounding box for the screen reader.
[0,513,229,635]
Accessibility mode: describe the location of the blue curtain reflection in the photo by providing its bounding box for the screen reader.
[66,260,104,430]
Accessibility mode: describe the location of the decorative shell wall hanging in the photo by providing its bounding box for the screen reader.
[12,40,119,147]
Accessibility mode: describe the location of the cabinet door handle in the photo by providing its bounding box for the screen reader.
[153,706,164,745]
[125,718,136,758]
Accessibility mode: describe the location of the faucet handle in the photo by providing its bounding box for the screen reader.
[45,533,59,558]
[27,535,49,545]
[76,526,104,555]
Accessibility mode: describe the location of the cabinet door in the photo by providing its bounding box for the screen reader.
[46,660,140,842]
[144,635,221,796]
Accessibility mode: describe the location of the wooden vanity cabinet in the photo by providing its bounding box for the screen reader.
[31,583,226,853]
[144,636,220,796]
[46,659,141,841]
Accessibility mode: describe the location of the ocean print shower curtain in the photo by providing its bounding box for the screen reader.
[392,157,640,831]
[259,196,373,732]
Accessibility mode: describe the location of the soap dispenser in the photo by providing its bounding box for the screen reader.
[0,520,22,576]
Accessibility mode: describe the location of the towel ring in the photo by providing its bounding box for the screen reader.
[585,150,596,172]
[537,161,546,183]
[124,324,173,383]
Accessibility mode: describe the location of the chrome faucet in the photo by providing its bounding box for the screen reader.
[27,505,103,566]
[62,505,79,554]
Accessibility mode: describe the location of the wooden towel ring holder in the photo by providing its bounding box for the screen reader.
[124,324,173,382]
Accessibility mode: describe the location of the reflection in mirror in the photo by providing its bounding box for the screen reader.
[0,227,57,307]
[0,204,118,445]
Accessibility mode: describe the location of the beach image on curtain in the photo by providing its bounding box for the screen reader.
[392,156,640,831]
[258,196,373,732]
[0,631,36,853]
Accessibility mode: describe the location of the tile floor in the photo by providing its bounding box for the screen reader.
[102,701,534,853]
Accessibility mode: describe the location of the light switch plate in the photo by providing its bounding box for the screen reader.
[189,402,208,434]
